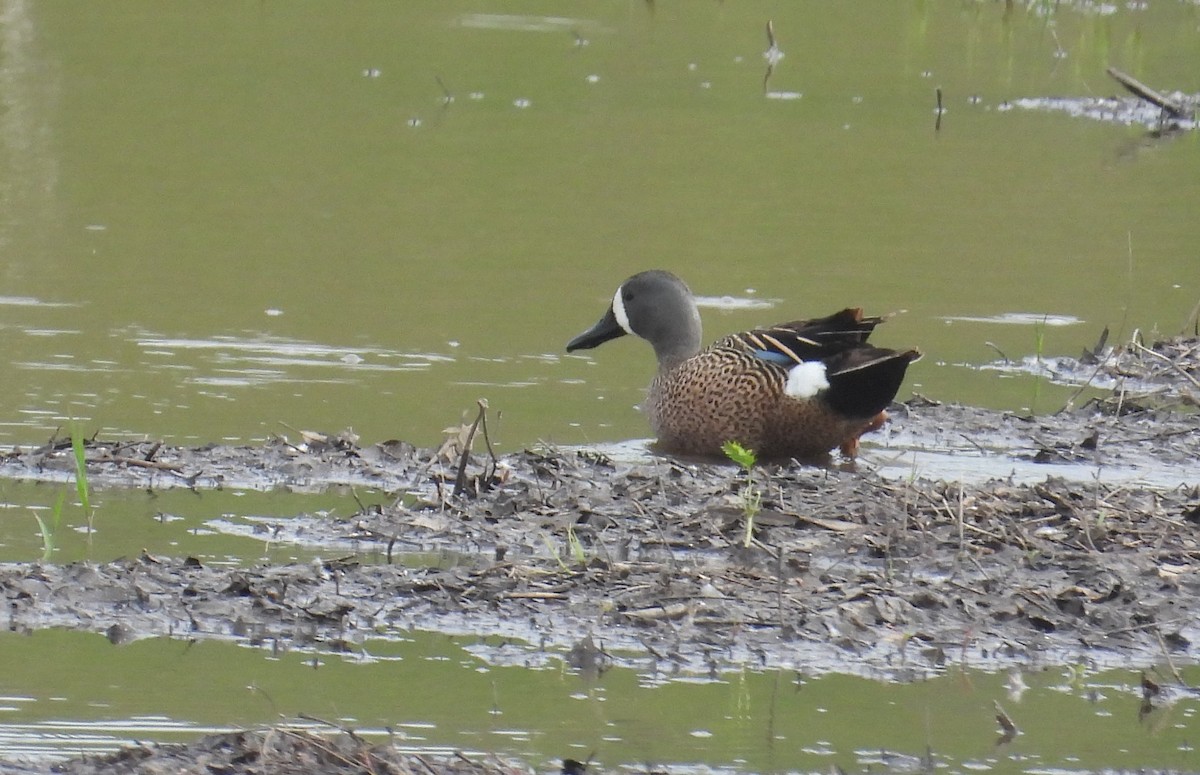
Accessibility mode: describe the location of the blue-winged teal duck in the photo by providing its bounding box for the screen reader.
[566,270,921,459]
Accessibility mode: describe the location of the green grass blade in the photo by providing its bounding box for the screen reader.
[32,513,53,561]
[540,533,569,571]
[32,491,66,561]
[70,425,91,514]
[567,524,587,565]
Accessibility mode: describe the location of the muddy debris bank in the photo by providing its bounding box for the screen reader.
[0,728,531,775]
[1033,332,1200,406]
[1084,332,1200,402]
[2,398,1198,680]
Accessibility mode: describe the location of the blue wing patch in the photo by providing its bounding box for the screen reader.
[751,349,795,366]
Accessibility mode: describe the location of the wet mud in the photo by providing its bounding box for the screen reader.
[4,400,1199,675]
[1,338,1197,774]
[0,728,528,775]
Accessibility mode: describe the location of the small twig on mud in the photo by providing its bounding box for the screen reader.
[107,455,186,473]
[476,398,501,480]
[749,535,779,560]
[946,578,985,596]
[1076,470,1102,553]
[274,423,309,452]
[623,602,691,621]
[431,466,446,506]
[967,554,993,584]
[955,511,1016,547]
[452,402,487,497]
[1092,482,1134,512]
[897,458,918,540]
[410,753,442,775]
[44,427,63,449]
[455,751,483,769]
[956,484,966,553]
[931,489,1007,548]
[296,713,362,739]
[1102,617,1191,638]
[587,529,617,568]
[638,638,670,664]
[284,728,380,771]
[1014,589,1057,615]
[502,590,569,600]
[957,433,988,455]
[1059,347,1119,415]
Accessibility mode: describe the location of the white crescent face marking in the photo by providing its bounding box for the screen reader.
[784,361,829,399]
[612,286,633,334]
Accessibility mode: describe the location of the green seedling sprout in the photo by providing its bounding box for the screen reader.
[1031,315,1048,413]
[721,441,761,548]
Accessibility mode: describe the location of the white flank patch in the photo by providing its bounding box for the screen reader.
[785,361,829,399]
[612,286,634,334]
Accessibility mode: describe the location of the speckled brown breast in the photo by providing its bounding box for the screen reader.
[646,346,871,459]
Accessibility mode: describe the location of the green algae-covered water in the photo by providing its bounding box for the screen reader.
[1,630,1197,771]
[1,1,1197,452]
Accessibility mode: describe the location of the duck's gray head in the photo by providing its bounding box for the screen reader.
[566,270,703,365]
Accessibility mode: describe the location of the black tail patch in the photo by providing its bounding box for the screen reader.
[822,348,921,418]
